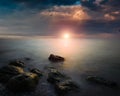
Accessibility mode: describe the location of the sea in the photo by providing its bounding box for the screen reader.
[0,38,120,96]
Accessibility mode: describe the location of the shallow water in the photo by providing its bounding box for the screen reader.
[0,38,120,96]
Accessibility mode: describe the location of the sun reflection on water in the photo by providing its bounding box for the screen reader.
[52,39,80,58]
[63,39,70,47]
[28,38,97,72]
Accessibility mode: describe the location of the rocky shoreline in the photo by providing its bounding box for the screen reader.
[0,54,119,96]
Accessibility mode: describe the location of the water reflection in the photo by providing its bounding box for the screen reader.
[62,39,70,47]
[5,38,120,77]
[51,39,79,57]
[0,38,120,96]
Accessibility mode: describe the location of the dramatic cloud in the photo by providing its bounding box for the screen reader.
[80,0,120,20]
[80,0,119,11]
[0,0,80,11]
[13,0,79,6]
[0,0,119,38]
[40,5,91,20]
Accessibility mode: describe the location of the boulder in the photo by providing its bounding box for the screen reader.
[7,72,39,92]
[47,68,79,95]
[0,65,24,83]
[48,54,65,62]
[24,57,31,61]
[30,68,43,77]
[9,60,25,68]
[86,76,118,88]
[47,68,67,84]
[55,80,79,95]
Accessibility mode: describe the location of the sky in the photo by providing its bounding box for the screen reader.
[0,0,120,38]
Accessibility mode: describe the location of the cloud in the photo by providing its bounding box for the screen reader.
[0,10,51,36]
[12,0,80,9]
[0,0,119,37]
[40,5,91,21]
[80,0,103,11]
[80,0,120,20]
[81,0,120,11]
[0,0,81,16]
[104,13,115,20]
[0,0,77,12]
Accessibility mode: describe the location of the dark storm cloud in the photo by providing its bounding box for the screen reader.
[0,0,80,10]
[13,0,79,6]
[107,0,120,7]
[80,0,120,21]
[77,20,120,34]
[0,0,120,37]
[0,0,81,14]
[80,0,120,11]
[80,0,109,11]
[80,0,102,11]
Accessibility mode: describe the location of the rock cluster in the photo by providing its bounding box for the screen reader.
[9,60,25,68]
[7,72,39,91]
[0,60,43,92]
[47,67,79,96]
[0,54,118,95]
[0,65,24,83]
[29,68,43,77]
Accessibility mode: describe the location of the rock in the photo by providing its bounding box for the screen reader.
[9,60,25,68]
[47,68,67,84]
[55,80,79,95]
[47,68,79,95]
[30,68,43,77]
[7,72,39,92]
[48,54,65,62]
[25,57,31,61]
[0,65,24,83]
[86,76,118,88]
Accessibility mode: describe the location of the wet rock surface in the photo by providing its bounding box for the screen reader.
[0,65,24,83]
[55,80,79,95]
[0,55,118,96]
[0,60,43,92]
[7,72,39,92]
[48,54,65,62]
[47,68,68,84]
[9,60,25,68]
[47,67,79,96]
[86,76,118,88]
[30,68,43,77]
[24,57,31,61]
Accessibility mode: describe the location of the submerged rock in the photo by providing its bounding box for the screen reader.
[86,76,118,88]
[55,80,79,95]
[30,68,43,77]
[47,68,67,84]
[24,57,31,61]
[48,54,65,62]
[47,68,79,95]
[7,72,39,92]
[0,65,24,83]
[9,60,25,68]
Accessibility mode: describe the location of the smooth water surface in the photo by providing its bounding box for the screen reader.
[0,38,120,96]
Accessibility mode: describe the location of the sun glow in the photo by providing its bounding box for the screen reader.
[63,33,70,39]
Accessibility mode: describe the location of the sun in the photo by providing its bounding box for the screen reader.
[63,33,70,39]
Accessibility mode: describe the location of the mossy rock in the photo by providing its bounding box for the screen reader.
[55,80,79,95]
[30,68,43,77]
[7,72,39,92]
[47,68,67,84]
[0,65,24,83]
[47,68,79,95]
[9,60,25,68]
